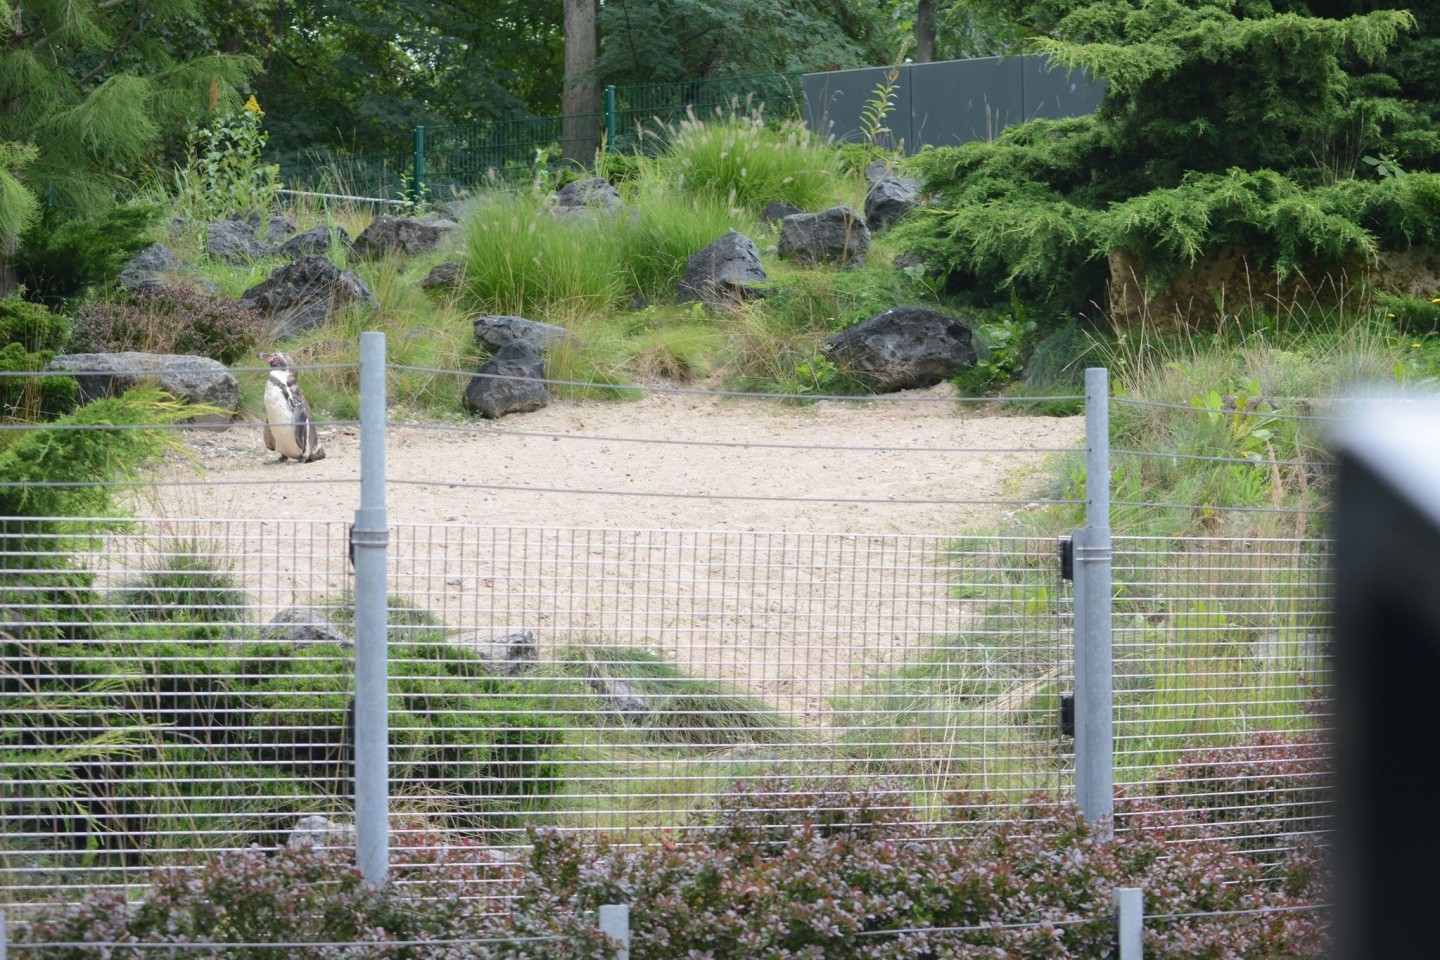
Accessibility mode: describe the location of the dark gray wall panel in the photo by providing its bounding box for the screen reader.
[803,66,913,152]
[909,56,1025,148]
[1022,57,1106,123]
[803,54,1100,154]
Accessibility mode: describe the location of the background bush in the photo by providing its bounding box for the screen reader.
[15,201,163,305]
[0,296,75,417]
[70,286,266,364]
[13,780,1327,960]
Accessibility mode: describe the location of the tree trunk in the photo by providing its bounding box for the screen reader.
[916,0,937,64]
[0,242,16,298]
[561,0,601,165]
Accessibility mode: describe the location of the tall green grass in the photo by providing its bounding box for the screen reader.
[660,113,846,213]
[460,191,626,317]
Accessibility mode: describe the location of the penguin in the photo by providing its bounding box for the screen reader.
[259,352,326,463]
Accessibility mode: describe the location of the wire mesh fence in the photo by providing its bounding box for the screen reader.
[0,354,1344,912]
[1111,535,1331,858]
[1,516,1072,905]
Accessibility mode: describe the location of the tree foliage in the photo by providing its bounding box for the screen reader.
[596,0,892,85]
[0,0,256,240]
[893,0,1440,317]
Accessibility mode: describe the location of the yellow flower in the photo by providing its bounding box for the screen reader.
[1432,297,1440,303]
[1387,312,1396,318]
[1414,343,1423,349]
[243,95,264,115]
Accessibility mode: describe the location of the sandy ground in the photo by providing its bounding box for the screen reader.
[132,388,1082,720]
[152,384,1082,533]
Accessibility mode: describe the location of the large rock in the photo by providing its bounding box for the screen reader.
[454,629,539,677]
[551,177,622,215]
[821,306,977,392]
[288,814,356,851]
[778,206,870,265]
[240,255,378,340]
[463,340,550,418]
[589,676,651,722]
[119,244,180,295]
[206,218,276,263]
[260,607,351,646]
[675,231,768,307]
[264,214,298,243]
[473,315,576,353]
[420,260,464,290]
[864,175,920,232]
[279,225,352,258]
[760,201,803,225]
[45,352,238,424]
[349,216,459,261]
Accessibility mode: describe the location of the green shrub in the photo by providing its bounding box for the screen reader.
[1377,292,1440,335]
[15,200,163,303]
[70,286,266,364]
[0,388,193,642]
[662,115,841,213]
[0,296,76,417]
[0,630,566,862]
[172,96,283,223]
[113,543,252,639]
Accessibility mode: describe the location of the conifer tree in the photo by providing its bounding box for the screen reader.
[0,0,255,291]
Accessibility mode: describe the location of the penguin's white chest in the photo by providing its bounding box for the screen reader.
[264,378,306,460]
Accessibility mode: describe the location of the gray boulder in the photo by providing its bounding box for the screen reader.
[288,814,356,851]
[761,201,803,225]
[463,340,550,418]
[589,676,651,722]
[821,306,977,392]
[349,215,459,261]
[240,255,378,340]
[473,315,576,353]
[122,243,176,276]
[45,352,238,425]
[118,244,183,295]
[260,607,352,646]
[864,175,921,232]
[778,206,870,265]
[420,260,464,290]
[279,225,352,258]
[676,230,768,307]
[551,177,621,214]
[865,158,898,183]
[207,218,276,263]
[264,214,298,243]
[455,629,539,676]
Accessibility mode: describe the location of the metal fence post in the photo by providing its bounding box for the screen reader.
[604,86,617,152]
[599,904,630,960]
[1116,887,1143,959]
[411,126,426,203]
[1073,366,1114,834]
[353,331,390,886]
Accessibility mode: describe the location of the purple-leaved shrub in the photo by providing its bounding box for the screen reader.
[14,777,1329,960]
[70,286,264,365]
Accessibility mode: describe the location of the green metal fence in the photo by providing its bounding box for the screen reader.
[269,73,802,204]
[606,72,804,152]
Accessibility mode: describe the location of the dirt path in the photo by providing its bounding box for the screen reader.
[152,385,1082,533]
[135,387,1082,720]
